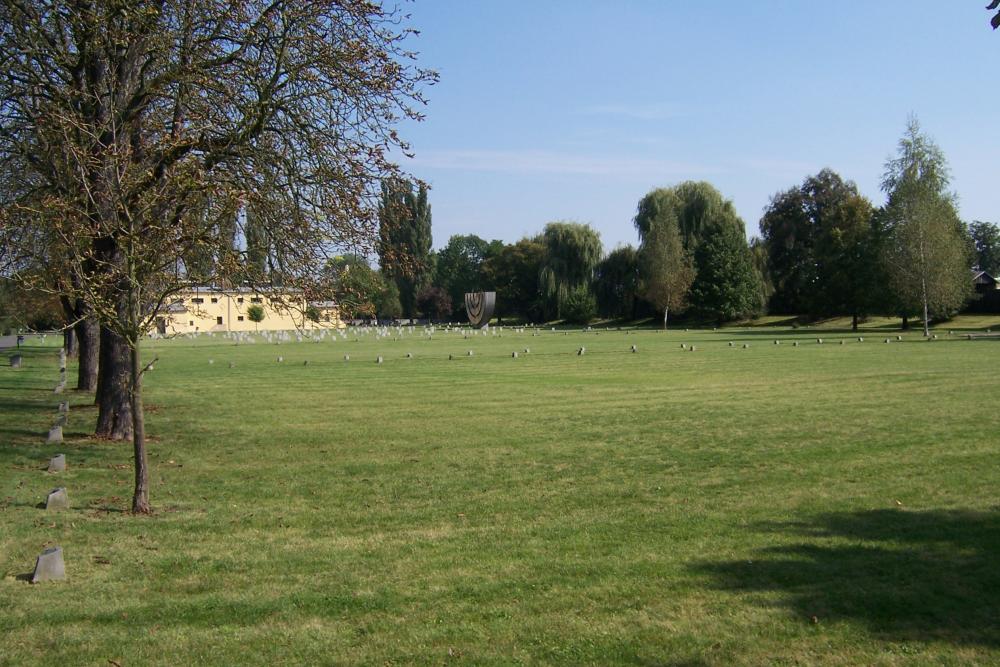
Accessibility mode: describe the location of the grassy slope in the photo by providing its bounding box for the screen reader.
[1,320,999,665]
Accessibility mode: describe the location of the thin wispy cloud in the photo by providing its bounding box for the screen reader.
[578,102,688,121]
[411,148,717,178]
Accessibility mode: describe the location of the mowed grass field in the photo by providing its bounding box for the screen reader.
[2,319,999,665]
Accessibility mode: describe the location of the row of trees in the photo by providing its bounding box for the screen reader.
[0,1,433,513]
[354,119,992,332]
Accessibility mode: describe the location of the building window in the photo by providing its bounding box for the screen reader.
[216,316,223,325]
[237,297,244,303]
[237,315,244,321]
[189,320,194,326]
[250,297,262,303]
[192,298,204,304]
[211,297,218,303]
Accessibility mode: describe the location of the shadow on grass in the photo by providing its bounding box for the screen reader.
[693,508,1000,647]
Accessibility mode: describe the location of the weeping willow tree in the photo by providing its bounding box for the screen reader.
[538,222,602,320]
[634,181,743,250]
[0,0,435,513]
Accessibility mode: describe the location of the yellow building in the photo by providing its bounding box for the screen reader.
[155,287,343,335]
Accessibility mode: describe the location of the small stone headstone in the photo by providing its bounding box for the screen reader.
[839,340,844,345]
[885,338,890,343]
[10,354,22,368]
[578,347,585,355]
[524,348,530,354]
[511,351,518,358]
[468,350,474,357]
[31,546,65,583]
[376,356,383,364]
[48,454,66,473]
[276,356,283,363]
[858,337,864,342]
[343,355,350,362]
[774,340,780,345]
[631,345,637,353]
[932,334,938,339]
[46,487,69,510]
[680,343,686,349]
[728,342,734,347]
[58,401,68,414]
[229,362,235,368]
[817,338,823,344]
[689,345,696,352]
[303,360,309,366]
[208,359,214,365]
[406,352,412,358]
[449,354,454,360]
[743,343,749,349]
[896,335,902,341]
[793,341,799,347]
[47,425,63,444]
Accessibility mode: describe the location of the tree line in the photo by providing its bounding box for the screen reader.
[363,119,993,332]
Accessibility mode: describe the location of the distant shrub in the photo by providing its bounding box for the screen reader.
[562,286,597,324]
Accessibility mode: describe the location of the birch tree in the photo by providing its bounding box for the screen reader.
[881,118,972,336]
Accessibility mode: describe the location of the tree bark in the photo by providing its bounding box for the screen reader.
[63,327,78,357]
[852,313,859,332]
[130,343,150,513]
[96,325,133,440]
[901,315,910,330]
[75,315,99,391]
[663,307,669,330]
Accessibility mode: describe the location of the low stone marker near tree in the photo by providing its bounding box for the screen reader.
[47,425,63,444]
[10,354,22,368]
[31,547,65,583]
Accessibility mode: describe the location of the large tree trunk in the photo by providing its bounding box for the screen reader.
[852,313,859,332]
[663,306,669,330]
[901,315,910,330]
[75,315,99,391]
[96,325,133,440]
[130,343,150,513]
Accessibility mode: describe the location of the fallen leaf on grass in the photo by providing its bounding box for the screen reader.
[93,556,111,565]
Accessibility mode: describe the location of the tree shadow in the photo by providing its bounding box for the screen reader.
[693,508,1000,647]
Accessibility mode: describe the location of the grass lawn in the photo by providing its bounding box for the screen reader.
[2,319,999,665]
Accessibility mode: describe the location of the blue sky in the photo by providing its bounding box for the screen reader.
[394,1,997,252]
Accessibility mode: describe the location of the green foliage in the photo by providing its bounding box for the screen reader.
[561,284,598,323]
[305,306,321,323]
[690,223,764,323]
[326,255,385,319]
[481,237,546,321]
[635,181,743,250]
[881,118,973,333]
[375,278,403,320]
[416,285,453,322]
[760,169,879,323]
[246,304,266,323]
[969,221,1000,275]
[594,246,641,319]
[378,179,433,319]
[639,218,695,328]
[538,222,602,320]
[434,234,497,318]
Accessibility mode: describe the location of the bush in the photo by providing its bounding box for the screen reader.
[562,285,597,324]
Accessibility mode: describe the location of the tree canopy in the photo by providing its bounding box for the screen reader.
[0,0,434,512]
[880,118,972,335]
